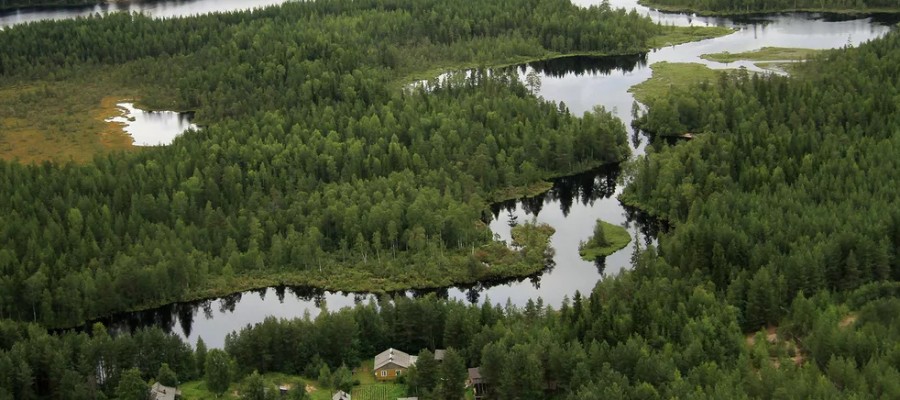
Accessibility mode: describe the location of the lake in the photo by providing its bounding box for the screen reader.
[0,0,287,28]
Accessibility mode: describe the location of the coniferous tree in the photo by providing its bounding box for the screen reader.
[436,349,466,400]
[195,337,208,377]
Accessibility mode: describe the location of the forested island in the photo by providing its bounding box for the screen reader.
[639,0,900,15]
[578,220,630,261]
[0,0,730,328]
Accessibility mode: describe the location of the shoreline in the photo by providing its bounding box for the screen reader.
[25,23,736,331]
[47,162,618,331]
[636,1,900,17]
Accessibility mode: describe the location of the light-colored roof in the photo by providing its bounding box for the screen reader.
[333,390,351,400]
[150,382,181,400]
[468,367,483,383]
[374,348,417,370]
[434,349,446,361]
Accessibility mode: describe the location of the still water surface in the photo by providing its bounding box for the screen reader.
[106,102,196,146]
[17,0,891,347]
[0,0,286,28]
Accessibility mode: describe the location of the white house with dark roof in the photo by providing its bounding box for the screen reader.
[374,348,418,380]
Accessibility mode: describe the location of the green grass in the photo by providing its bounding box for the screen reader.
[648,25,736,49]
[701,47,822,63]
[354,359,378,385]
[578,220,631,261]
[349,359,408,400]
[181,372,328,400]
[629,62,723,105]
[352,384,408,400]
[490,180,555,203]
[0,79,139,164]
[0,61,186,164]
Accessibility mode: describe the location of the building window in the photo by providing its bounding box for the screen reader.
[396,370,402,376]
[380,370,387,377]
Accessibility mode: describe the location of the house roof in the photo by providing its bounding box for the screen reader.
[374,348,417,370]
[332,390,351,400]
[150,382,181,400]
[434,349,446,361]
[468,367,484,383]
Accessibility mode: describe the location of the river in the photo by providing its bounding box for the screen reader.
[15,0,892,347]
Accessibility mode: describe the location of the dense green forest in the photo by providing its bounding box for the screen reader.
[3,0,899,398]
[0,0,693,327]
[625,31,900,328]
[639,0,900,14]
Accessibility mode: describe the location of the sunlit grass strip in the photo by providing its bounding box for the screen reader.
[701,47,822,63]
[578,219,631,261]
[629,62,722,105]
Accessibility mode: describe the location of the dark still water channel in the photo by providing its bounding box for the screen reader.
[0,0,287,28]
[16,0,893,347]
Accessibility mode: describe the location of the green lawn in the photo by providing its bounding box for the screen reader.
[578,220,631,261]
[352,384,408,400]
[648,25,735,48]
[629,62,722,105]
[701,47,822,63]
[354,358,377,385]
[351,358,409,400]
[180,372,327,400]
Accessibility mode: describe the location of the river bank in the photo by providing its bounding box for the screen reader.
[636,0,900,17]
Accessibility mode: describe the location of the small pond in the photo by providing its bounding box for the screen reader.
[106,102,196,146]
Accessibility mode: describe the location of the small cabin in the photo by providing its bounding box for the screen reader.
[374,348,418,380]
[467,367,487,400]
[150,382,182,400]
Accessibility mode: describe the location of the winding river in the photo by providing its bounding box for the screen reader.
[10,0,894,347]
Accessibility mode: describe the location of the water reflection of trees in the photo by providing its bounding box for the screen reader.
[85,165,645,339]
[490,163,620,219]
[409,252,557,304]
[623,204,669,247]
[519,54,648,78]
